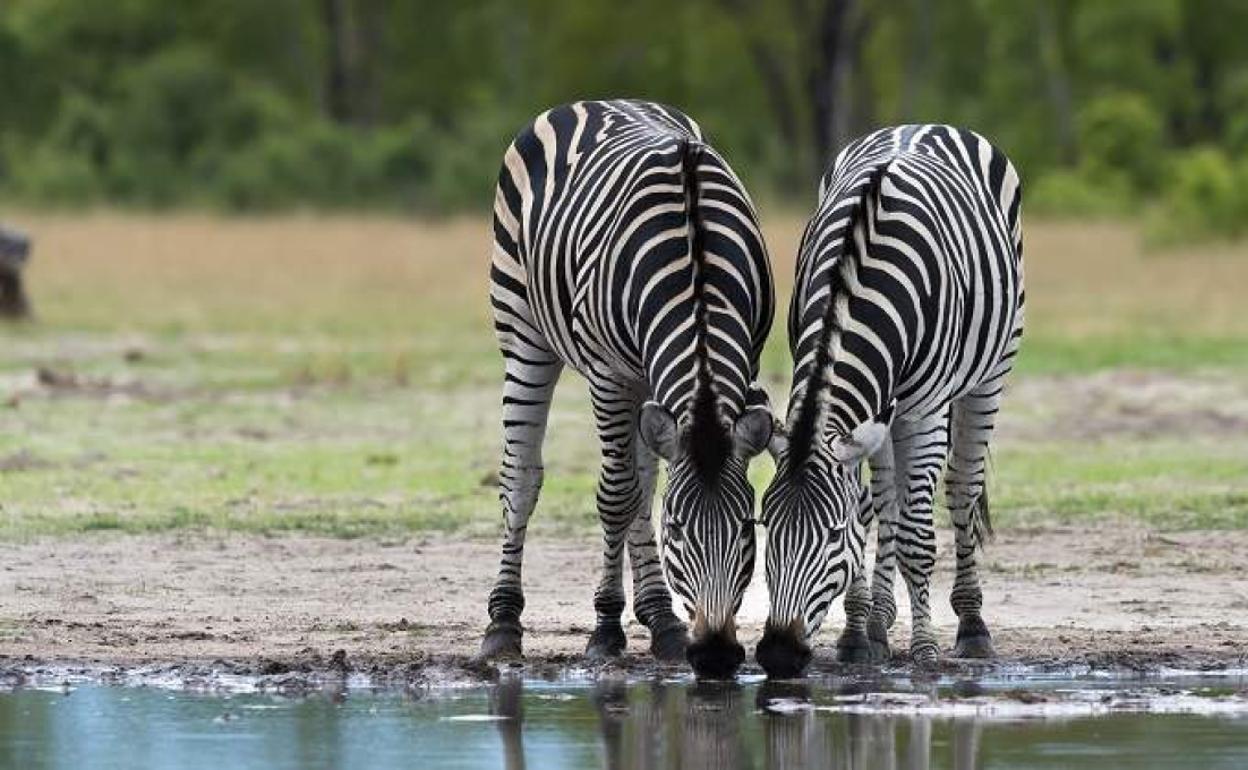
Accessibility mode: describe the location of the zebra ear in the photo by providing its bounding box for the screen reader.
[639,401,680,462]
[829,401,895,465]
[732,406,773,459]
[766,422,789,459]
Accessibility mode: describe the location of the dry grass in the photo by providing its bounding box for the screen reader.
[1021,220,1248,338]
[13,210,1248,345]
[16,210,492,333]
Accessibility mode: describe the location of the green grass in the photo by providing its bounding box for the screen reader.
[992,441,1248,530]
[1014,334,1248,375]
[1,349,1246,537]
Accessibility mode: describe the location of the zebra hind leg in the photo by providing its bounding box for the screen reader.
[947,384,1004,658]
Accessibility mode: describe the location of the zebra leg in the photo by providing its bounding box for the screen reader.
[866,438,900,662]
[585,383,644,659]
[479,353,563,660]
[480,229,564,661]
[893,410,950,667]
[836,482,875,663]
[627,438,687,662]
[947,380,1005,659]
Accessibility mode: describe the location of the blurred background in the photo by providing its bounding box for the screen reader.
[0,0,1245,540]
[1,0,1248,232]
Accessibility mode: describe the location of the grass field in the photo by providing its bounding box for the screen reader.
[0,211,1246,538]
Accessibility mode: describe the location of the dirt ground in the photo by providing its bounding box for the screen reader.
[0,525,1244,685]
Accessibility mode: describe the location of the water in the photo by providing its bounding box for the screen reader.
[0,672,1246,769]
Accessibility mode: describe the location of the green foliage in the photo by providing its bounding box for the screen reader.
[1027,169,1135,218]
[1148,147,1248,244]
[1,0,1247,224]
[1077,93,1166,194]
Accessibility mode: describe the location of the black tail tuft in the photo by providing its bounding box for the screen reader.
[973,486,994,547]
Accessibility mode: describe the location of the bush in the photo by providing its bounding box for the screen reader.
[1026,168,1136,218]
[1147,147,1248,244]
[1077,92,1165,195]
[7,92,111,204]
[423,92,521,212]
[210,116,441,211]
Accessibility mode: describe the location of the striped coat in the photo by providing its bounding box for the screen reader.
[757,125,1024,677]
[482,100,775,678]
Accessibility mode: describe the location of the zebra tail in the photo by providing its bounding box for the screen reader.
[973,486,994,547]
[680,138,710,380]
[681,138,707,327]
[787,161,891,467]
[681,139,731,475]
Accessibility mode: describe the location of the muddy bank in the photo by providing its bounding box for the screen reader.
[0,526,1244,686]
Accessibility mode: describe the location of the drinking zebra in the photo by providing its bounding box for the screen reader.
[480,100,775,678]
[755,125,1024,676]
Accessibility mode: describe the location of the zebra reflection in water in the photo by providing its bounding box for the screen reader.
[493,678,982,769]
[760,686,983,770]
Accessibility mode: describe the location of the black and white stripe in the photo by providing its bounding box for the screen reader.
[756,125,1024,676]
[480,100,775,677]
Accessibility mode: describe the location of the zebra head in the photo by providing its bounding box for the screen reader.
[755,410,890,678]
[639,396,773,679]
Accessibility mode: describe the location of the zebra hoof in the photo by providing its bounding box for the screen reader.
[835,628,874,664]
[479,620,523,661]
[953,616,996,658]
[910,641,940,669]
[585,624,627,660]
[953,635,996,658]
[649,620,688,663]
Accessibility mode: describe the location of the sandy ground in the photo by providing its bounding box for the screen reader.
[0,525,1244,683]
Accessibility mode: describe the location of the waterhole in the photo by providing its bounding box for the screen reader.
[1,670,1245,768]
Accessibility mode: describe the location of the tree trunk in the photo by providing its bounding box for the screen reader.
[718,0,805,188]
[322,0,353,124]
[354,0,386,126]
[809,0,860,175]
[1036,0,1076,164]
[843,5,876,146]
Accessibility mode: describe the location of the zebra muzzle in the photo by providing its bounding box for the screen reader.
[687,610,744,679]
[756,619,811,679]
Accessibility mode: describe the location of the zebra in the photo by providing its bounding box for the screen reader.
[479,100,776,678]
[754,125,1024,676]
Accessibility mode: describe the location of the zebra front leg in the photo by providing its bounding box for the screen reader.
[836,482,875,663]
[479,341,563,660]
[866,438,901,662]
[947,383,1004,658]
[893,412,949,667]
[627,438,687,661]
[584,384,643,659]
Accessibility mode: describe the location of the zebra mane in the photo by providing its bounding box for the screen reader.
[786,164,888,469]
[682,139,733,482]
